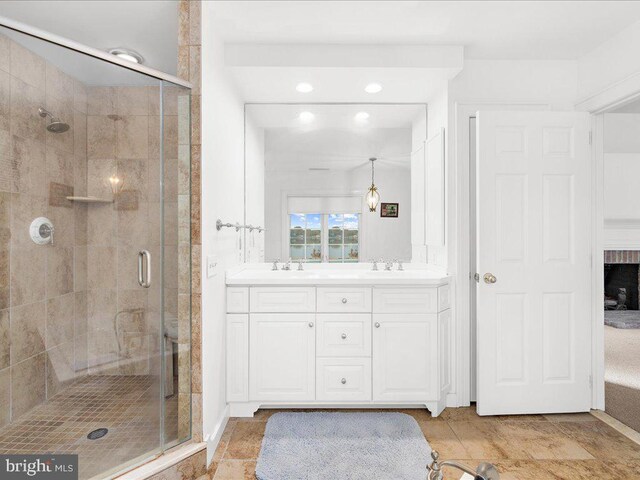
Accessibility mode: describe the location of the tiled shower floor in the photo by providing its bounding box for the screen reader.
[0,375,178,479]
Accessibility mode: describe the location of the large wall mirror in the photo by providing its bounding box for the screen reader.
[244,103,437,264]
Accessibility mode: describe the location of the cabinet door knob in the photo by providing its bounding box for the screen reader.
[341,333,347,339]
[308,322,314,328]
[341,378,347,384]
[341,298,348,304]
[375,322,380,328]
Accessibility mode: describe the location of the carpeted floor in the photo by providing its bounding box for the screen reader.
[605,325,640,432]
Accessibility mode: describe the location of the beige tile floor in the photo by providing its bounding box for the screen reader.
[0,375,180,480]
[208,407,640,480]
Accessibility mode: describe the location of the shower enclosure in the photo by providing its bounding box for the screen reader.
[0,18,191,479]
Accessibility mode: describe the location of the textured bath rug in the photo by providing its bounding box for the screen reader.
[255,412,431,480]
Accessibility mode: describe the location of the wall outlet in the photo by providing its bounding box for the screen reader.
[207,255,218,278]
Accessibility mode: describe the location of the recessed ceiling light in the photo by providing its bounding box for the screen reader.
[354,111,370,123]
[364,83,382,94]
[296,82,314,93]
[108,48,144,64]
[299,111,315,123]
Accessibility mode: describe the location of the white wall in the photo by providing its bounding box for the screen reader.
[603,113,640,249]
[201,4,246,462]
[450,59,578,109]
[245,118,265,263]
[426,84,449,269]
[264,166,412,263]
[578,20,640,102]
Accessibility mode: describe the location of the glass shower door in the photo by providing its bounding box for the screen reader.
[0,22,191,480]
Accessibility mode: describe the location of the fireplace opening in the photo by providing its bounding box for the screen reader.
[604,263,640,310]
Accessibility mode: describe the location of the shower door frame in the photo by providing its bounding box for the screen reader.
[0,15,191,89]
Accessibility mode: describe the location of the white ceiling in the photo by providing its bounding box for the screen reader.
[252,104,420,171]
[210,1,640,60]
[0,1,178,79]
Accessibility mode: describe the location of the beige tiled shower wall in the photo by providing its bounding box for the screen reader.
[0,32,89,427]
[178,0,202,443]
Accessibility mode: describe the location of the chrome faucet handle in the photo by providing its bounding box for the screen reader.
[396,259,404,271]
[427,449,499,480]
[370,259,378,271]
[272,259,280,271]
[297,259,304,271]
[427,451,442,480]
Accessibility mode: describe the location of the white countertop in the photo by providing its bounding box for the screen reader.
[226,264,451,286]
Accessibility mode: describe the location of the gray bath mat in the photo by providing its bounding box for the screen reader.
[255,412,431,480]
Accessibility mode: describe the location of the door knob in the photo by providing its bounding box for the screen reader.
[341,333,347,339]
[374,322,380,328]
[483,273,497,284]
[342,298,348,304]
[308,322,314,328]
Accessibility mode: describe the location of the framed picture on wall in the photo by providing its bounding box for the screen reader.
[380,203,399,218]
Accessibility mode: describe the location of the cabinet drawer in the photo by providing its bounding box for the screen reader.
[250,287,316,312]
[316,358,371,401]
[373,287,439,313]
[227,287,249,313]
[317,314,371,357]
[317,287,372,313]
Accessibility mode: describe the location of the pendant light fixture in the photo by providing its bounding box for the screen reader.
[365,157,380,212]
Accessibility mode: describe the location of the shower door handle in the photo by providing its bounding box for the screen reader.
[138,250,151,288]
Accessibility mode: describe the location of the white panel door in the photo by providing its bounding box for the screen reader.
[250,314,316,401]
[372,313,437,402]
[476,111,591,415]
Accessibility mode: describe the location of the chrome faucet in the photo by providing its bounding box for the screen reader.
[384,260,393,271]
[282,258,292,271]
[370,259,378,271]
[297,259,304,271]
[272,259,280,271]
[427,451,499,480]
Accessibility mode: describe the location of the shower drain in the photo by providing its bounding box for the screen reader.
[87,428,108,440]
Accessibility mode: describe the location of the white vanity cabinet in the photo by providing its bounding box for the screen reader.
[225,279,451,417]
[249,313,316,401]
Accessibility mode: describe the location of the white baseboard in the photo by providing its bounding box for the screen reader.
[591,409,640,446]
[205,404,230,466]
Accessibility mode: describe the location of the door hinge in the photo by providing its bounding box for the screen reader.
[589,374,593,388]
[589,131,592,145]
[473,273,480,283]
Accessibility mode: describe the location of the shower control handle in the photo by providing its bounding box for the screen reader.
[138,250,151,288]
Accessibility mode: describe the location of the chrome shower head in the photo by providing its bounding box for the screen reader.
[38,107,70,133]
[46,120,70,133]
